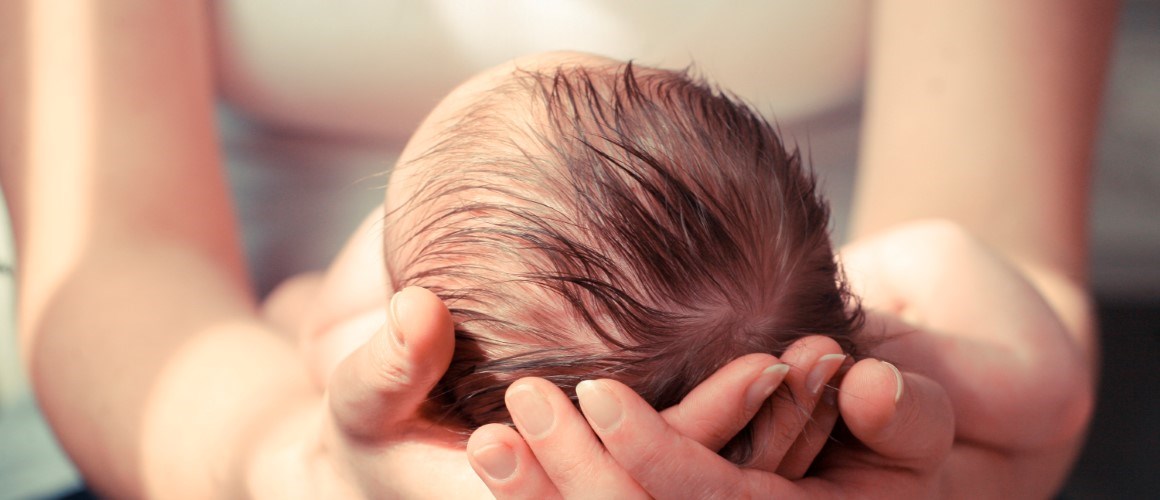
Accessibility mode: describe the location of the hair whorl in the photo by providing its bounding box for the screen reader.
[387,62,863,463]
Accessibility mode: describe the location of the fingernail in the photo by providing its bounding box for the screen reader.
[389,291,405,347]
[472,443,517,481]
[577,380,623,432]
[806,354,847,396]
[745,363,790,411]
[881,360,904,403]
[506,385,554,438]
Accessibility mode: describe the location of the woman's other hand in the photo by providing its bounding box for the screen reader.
[468,334,954,499]
[248,287,494,498]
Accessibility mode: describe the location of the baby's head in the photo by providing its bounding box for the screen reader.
[383,53,862,462]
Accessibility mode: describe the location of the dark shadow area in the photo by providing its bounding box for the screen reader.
[1062,299,1160,499]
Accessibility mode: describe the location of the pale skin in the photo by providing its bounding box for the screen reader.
[286,0,1117,497]
[262,51,955,499]
[0,5,930,497]
[266,52,920,496]
[451,0,1115,497]
[0,1,1112,499]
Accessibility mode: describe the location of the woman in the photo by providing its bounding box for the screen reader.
[0,0,1112,497]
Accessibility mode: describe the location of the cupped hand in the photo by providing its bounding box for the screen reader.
[466,335,953,499]
[255,287,862,499]
[469,219,1092,498]
[248,286,494,498]
[839,220,1095,497]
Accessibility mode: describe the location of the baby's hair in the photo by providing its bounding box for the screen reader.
[385,62,863,463]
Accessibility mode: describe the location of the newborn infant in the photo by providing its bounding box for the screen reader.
[375,54,864,462]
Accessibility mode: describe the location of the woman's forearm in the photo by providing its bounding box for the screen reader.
[852,0,1117,358]
[853,0,1117,280]
[3,0,245,336]
[851,2,1117,495]
[1,1,308,496]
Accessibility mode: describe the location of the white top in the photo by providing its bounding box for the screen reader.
[213,0,869,141]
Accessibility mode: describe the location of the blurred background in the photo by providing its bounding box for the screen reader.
[1,1,1156,498]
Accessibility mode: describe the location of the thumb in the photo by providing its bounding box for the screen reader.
[327,286,456,442]
[838,359,954,467]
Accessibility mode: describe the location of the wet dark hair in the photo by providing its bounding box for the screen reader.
[385,62,863,463]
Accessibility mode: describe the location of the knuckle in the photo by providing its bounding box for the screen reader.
[617,436,691,485]
[625,437,670,472]
[550,456,602,490]
[703,472,749,500]
[680,402,748,448]
[367,338,413,388]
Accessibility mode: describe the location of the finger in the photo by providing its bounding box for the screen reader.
[797,360,954,498]
[327,286,455,441]
[659,353,789,452]
[776,383,841,479]
[468,424,562,500]
[308,308,386,391]
[837,359,954,467]
[747,336,846,472]
[578,379,798,499]
[505,378,648,499]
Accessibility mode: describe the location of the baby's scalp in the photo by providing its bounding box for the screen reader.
[383,61,862,462]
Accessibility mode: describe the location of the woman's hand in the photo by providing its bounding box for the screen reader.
[840,220,1095,497]
[256,288,853,498]
[248,286,498,498]
[471,220,1091,498]
[463,334,952,499]
[467,359,953,499]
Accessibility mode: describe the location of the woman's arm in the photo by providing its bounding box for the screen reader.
[852,0,1118,353]
[0,2,314,496]
[850,0,1118,495]
[462,3,1120,497]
